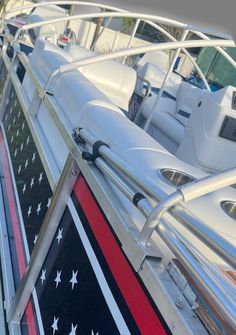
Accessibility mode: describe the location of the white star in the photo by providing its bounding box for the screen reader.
[70,270,78,290]
[47,197,52,208]
[25,159,29,169]
[36,202,41,215]
[38,172,43,184]
[56,228,63,244]
[27,206,32,218]
[51,316,59,335]
[26,136,30,146]
[14,149,18,157]
[54,270,62,288]
[7,124,10,132]
[30,177,34,189]
[18,165,22,174]
[33,234,38,244]
[32,152,36,163]
[10,135,14,143]
[22,184,26,194]
[4,113,8,121]
[40,269,46,285]
[91,331,99,335]
[20,142,24,151]
[14,100,17,107]
[16,129,19,137]
[69,323,78,335]
[12,117,15,124]
[21,121,25,130]
[11,92,14,99]
[17,110,21,118]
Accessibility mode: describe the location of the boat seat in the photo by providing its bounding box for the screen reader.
[63,44,137,111]
[136,62,182,98]
[177,85,236,171]
[140,80,204,148]
[23,39,122,123]
[175,81,204,126]
[27,5,67,44]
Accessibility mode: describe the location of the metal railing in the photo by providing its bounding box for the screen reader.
[0,5,236,332]
[73,128,236,330]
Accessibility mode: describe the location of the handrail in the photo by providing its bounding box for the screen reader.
[3,1,187,29]
[12,12,188,43]
[5,2,233,89]
[76,128,236,269]
[2,1,125,21]
[43,38,234,92]
[4,1,235,87]
[73,129,236,330]
[139,167,236,259]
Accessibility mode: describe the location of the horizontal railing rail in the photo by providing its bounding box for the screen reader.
[75,128,236,269]
[1,29,236,331]
[73,128,236,330]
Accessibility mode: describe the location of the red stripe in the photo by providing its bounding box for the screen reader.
[0,130,37,335]
[74,175,168,335]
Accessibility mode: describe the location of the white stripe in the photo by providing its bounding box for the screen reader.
[2,128,45,335]
[68,198,131,335]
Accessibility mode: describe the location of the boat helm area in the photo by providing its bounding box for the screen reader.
[0,2,235,335]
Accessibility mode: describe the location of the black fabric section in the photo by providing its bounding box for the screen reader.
[71,185,172,335]
[34,206,120,335]
[71,192,141,335]
[177,109,190,118]
[2,85,53,254]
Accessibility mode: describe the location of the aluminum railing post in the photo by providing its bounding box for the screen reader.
[7,154,79,325]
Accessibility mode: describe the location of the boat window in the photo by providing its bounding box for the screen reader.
[197,47,236,88]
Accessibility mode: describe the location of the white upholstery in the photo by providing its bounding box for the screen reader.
[176,81,204,125]
[27,5,67,44]
[177,85,236,171]
[140,72,205,146]
[23,39,121,127]
[64,44,137,110]
[137,51,170,71]
[137,62,182,98]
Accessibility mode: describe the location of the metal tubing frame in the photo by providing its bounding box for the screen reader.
[4,1,236,74]
[7,153,79,324]
[42,38,234,93]
[91,17,113,50]
[1,37,236,330]
[0,166,16,313]
[138,167,236,264]
[2,1,125,21]
[77,129,236,269]
[141,21,211,90]
[5,3,235,90]
[12,12,189,43]
[78,134,236,330]
[122,18,141,64]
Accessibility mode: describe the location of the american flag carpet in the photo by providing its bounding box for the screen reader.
[0,85,171,335]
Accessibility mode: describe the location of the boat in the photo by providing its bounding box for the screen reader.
[0,1,235,334]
